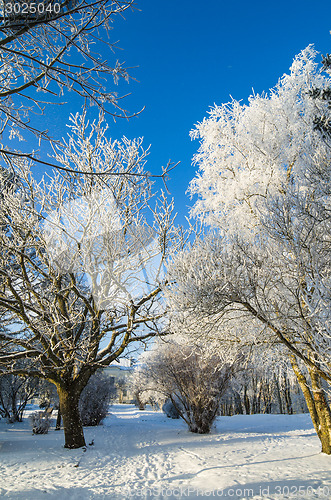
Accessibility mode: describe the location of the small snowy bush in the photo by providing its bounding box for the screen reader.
[138,340,239,434]
[162,398,180,419]
[29,412,50,434]
[79,371,116,426]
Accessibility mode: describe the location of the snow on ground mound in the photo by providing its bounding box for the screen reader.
[0,405,330,499]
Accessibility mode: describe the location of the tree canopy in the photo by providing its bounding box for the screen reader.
[0,0,137,170]
[0,112,181,447]
[167,46,331,453]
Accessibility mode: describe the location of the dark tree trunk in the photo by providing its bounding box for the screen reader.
[57,385,86,449]
[283,373,293,414]
[274,376,283,414]
[233,391,243,415]
[11,394,20,422]
[244,385,250,415]
[135,393,145,411]
[55,406,61,430]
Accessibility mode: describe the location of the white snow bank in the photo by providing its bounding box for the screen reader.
[0,405,330,499]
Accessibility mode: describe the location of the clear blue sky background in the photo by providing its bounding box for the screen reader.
[38,0,331,225]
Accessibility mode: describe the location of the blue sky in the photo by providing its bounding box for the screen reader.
[36,0,331,224]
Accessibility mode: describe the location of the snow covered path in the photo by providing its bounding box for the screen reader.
[0,405,330,499]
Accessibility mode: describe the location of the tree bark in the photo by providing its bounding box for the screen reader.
[243,385,250,415]
[234,391,243,415]
[291,357,331,455]
[135,392,145,411]
[274,376,283,414]
[310,370,331,455]
[55,406,61,430]
[57,385,86,449]
[291,358,320,434]
[283,373,293,415]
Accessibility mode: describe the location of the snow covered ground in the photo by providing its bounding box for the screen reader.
[0,405,330,499]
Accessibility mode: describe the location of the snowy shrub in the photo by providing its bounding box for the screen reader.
[138,340,240,434]
[162,398,180,419]
[29,411,51,434]
[79,371,116,426]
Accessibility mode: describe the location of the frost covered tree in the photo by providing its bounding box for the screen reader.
[220,347,307,416]
[168,46,331,453]
[0,0,136,169]
[135,339,240,434]
[0,112,181,448]
[130,363,164,411]
[0,370,39,422]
